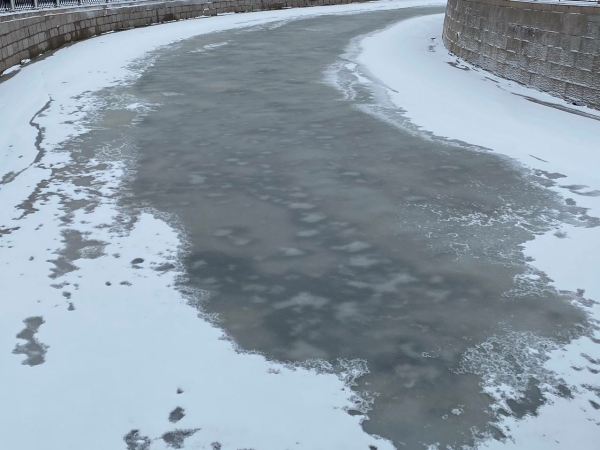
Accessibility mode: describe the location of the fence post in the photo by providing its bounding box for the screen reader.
[56,0,60,6]
[34,0,38,9]
[10,0,15,11]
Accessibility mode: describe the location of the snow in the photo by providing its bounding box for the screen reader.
[1,64,21,75]
[355,13,600,449]
[0,2,447,450]
[6,2,597,449]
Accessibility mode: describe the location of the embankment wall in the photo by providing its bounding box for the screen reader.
[443,0,600,109]
[0,0,368,74]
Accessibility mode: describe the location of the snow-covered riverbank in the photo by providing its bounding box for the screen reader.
[3,2,599,449]
[354,13,600,449]
[0,2,443,450]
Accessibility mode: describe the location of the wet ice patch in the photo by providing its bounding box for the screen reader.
[287,340,329,360]
[454,325,588,443]
[124,430,152,450]
[279,247,305,257]
[1,8,436,449]
[161,429,201,449]
[288,202,316,210]
[503,270,556,299]
[273,292,330,311]
[168,407,186,423]
[191,41,230,53]
[300,212,326,223]
[332,241,371,252]
[457,328,562,400]
[372,272,417,292]
[204,42,229,50]
[348,255,380,268]
[334,302,360,321]
[12,316,48,366]
[296,229,319,237]
[350,13,600,448]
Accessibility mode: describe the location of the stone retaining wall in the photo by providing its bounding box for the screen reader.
[0,0,367,75]
[443,0,600,109]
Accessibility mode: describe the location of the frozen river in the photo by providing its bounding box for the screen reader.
[1,3,599,450]
[122,9,589,448]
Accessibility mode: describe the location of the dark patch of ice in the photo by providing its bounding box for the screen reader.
[168,407,185,423]
[124,430,151,450]
[162,429,200,449]
[12,316,49,366]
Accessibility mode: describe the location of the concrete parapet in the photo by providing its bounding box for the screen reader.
[443,0,600,109]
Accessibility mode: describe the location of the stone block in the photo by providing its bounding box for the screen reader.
[564,13,588,36]
[591,55,600,73]
[565,82,585,102]
[559,33,572,51]
[561,49,577,67]
[569,66,593,86]
[575,52,594,71]
[570,35,582,53]
[511,67,526,85]
[546,46,561,64]
[541,30,560,48]
[5,54,19,68]
[506,37,520,52]
[498,49,507,64]
[547,77,567,95]
[555,62,574,81]
[585,22,600,39]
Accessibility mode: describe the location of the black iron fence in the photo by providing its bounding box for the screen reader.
[0,0,138,13]
[1,0,598,13]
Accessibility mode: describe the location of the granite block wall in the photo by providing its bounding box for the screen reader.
[443,0,600,109]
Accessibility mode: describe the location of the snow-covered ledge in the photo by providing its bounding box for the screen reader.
[443,0,600,109]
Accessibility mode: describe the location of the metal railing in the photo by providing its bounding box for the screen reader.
[524,0,598,2]
[1,0,598,13]
[1,0,141,13]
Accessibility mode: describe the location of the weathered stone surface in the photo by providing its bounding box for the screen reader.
[0,0,369,75]
[443,0,600,110]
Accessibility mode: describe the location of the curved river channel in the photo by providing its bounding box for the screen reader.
[26,6,599,450]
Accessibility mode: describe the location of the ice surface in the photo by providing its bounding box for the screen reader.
[0,2,448,449]
[4,3,598,449]
[353,13,600,449]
